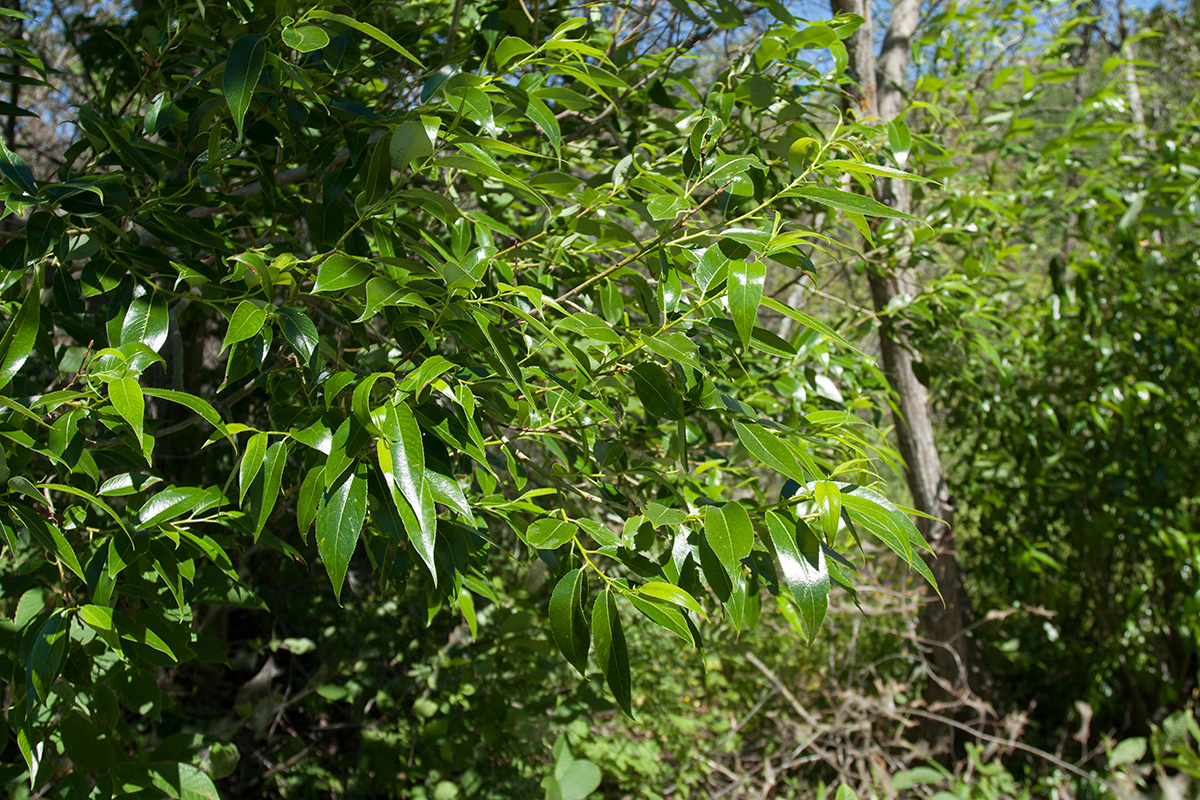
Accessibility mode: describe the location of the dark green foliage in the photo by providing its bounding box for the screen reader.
[0,0,932,794]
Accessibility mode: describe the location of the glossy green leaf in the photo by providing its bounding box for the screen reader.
[766,511,828,639]
[639,580,706,619]
[282,25,329,52]
[814,481,842,539]
[26,610,67,705]
[307,10,422,65]
[275,307,318,362]
[297,465,324,542]
[222,300,267,351]
[238,432,268,504]
[626,593,696,647]
[138,486,207,527]
[426,471,472,520]
[316,472,367,603]
[592,589,632,716]
[0,136,35,193]
[733,419,813,485]
[887,119,912,166]
[549,568,589,675]
[109,377,145,444]
[314,253,371,293]
[390,120,434,170]
[728,260,765,347]
[253,440,288,538]
[703,502,753,580]
[787,185,923,222]
[525,517,578,549]
[117,286,169,353]
[0,283,39,390]
[821,158,933,183]
[143,388,232,444]
[495,37,535,70]
[224,34,265,138]
[631,362,683,420]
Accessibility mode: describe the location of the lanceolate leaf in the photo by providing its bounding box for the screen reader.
[224,34,266,138]
[109,377,144,444]
[631,362,683,420]
[703,502,753,580]
[549,568,589,675]
[275,307,318,363]
[766,511,829,639]
[733,420,813,485]
[787,185,923,222]
[307,10,422,66]
[253,440,289,539]
[222,301,267,351]
[0,282,40,390]
[391,120,434,170]
[313,253,371,293]
[238,432,268,504]
[316,472,367,603]
[728,260,766,347]
[592,589,632,716]
[525,518,578,549]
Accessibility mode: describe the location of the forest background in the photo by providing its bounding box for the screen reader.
[0,0,1197,796]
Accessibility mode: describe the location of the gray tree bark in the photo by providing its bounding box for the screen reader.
[830,0,978,707]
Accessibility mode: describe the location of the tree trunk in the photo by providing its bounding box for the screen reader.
[830,0,978,711]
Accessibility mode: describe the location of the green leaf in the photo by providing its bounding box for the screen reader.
[282,25,329,52]
[0,281,40,390]
[760,297,860,353]
[26,611,67,705]
[390,120,434,170]
[275,307,318,362]
[426,471,472,520]
[476,312,531,401]
[728,260,765,347]
[495,37,535,70]
[704,502,753,580]
[887,119,911,166]
[316,472,367,603]
[525,517,578,549]
[252,440,288,539]
[631,362,683,420]
[138,486,208,527]
[224,34,266,139]
[222,300,267,351]
[116,286,170,354]
[639,580,706,619]
[626,593,696,646]
[314,253,371,293]
[147,761,221,800]
[839,490,913,565]
[297,465,324,542]
[238,432,268,504]
[307,10,422,66]
[642,331,701,369]
[143,388,232,444]
[766,511,828,639]
[109,377,145,444]
[377,402,437,581]
[9,503,85,581]
[524,93,561,155]
[787,185,923,222]
[0,136,36,193]
[549,568,589,675]
[814,481,842,539]
[592,589,632,716]
[821,159,933,183]
[733,419,814,485]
